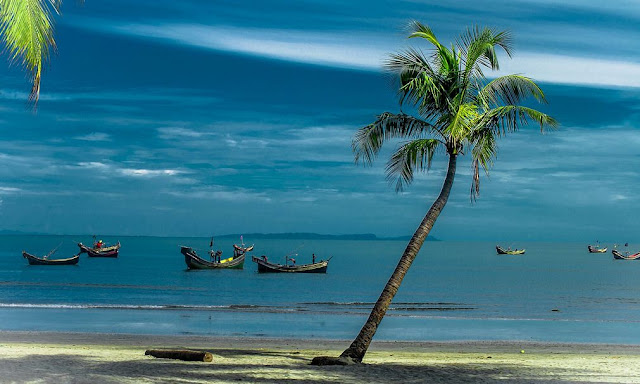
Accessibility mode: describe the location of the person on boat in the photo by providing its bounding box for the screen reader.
[290,258,296,266]
[262,255,268,262]
[95,240,103,249]
[312,253,316,263]
[507,246,511,251]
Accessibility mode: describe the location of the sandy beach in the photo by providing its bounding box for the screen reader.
[1,332,640,383]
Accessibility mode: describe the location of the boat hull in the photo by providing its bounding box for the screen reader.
[78,242,120,258]
[496,246,525,255]
[587,245,607,253]
[612,249,640,260]
[252,256,329,273]
[181,246,247,269]
[23,251,79,265]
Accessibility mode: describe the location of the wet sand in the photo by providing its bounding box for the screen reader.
[1,331,640,383]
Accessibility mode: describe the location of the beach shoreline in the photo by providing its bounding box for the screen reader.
[1,331,640,383]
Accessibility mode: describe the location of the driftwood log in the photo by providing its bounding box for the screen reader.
[145,349,213,362]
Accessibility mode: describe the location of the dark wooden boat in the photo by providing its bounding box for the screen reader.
[496,246,525,255]
[587,245,607,253]
[77,242,120,258]
[252,255,330,273]
[612,249,640,260]
[23,251,79,265]
[181,244,253,270]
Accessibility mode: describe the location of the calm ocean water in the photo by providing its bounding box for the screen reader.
[1,235,640,343]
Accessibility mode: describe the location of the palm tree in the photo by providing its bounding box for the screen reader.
[311,21,557,365]
[0,0,63,105]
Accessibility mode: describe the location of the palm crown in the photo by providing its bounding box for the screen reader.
[353,21,557,197]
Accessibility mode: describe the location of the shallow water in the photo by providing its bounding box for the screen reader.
[1,235,639,342]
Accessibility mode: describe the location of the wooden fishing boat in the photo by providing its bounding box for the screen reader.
[612,249,640,260]
[181,244,253,270]
[77,242,120,258]
[22,251,79,265]
[587,245,607,253]
[496,246,525,255]
[252,255,330,273]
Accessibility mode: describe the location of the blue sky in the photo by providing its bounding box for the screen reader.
[0,0,639,240]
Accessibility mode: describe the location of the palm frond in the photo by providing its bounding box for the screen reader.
[408,20,459,77]
[407,21,441,49]
[457,26,512,82]
[478,105,558,135]
[385,138,444,192]
[469,127,497,200]
[476,74,546,108]
[353,113,439,165]
[386,49,443,112]
[445,102,478,149]
[0,0,58,104]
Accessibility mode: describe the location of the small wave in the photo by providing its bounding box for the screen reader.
[0,303,232,311]
[390,306,476,311]
[302,301,469,307]
[0,303,318,313]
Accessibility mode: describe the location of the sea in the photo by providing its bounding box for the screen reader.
[1,235,640,344]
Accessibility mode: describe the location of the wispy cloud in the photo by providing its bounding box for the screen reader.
[120,168,183,177]
[76,162,110,170]
[109,23,389,71]
[69,18,640,89]
[611,194,629,201]
[496,53,640,88]
[166,186,272,202]
[74,132,112,142]
[0,186,21,194]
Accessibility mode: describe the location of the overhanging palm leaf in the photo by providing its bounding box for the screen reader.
[0,0,63,105]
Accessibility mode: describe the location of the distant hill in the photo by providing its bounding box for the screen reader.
[0,230,438,241]
[217,233,439,241]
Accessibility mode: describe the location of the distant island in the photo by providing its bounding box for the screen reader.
[216,233,440,241]
[0,229,439,241]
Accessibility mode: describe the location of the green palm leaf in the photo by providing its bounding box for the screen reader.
[476,74,546,108]
[385,138,444,192]
[0,0,70,105]
[352,113,440,165]
[481,105,558,135]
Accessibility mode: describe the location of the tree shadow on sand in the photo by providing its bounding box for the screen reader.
[0,353,632,383]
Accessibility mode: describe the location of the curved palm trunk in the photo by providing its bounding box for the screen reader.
[341,153,457,362]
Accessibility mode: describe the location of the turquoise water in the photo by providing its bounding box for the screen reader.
[1,235,640,343]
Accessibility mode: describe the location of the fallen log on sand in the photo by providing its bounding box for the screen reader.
[145,349,213,362]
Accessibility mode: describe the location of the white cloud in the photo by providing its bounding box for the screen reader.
[0,186,20,194]
[611,194,629,201]
[72,18,640,89]
[74,132,112,142]
[77,162,110,169]
[111,23,388,71]
[120,168,182,177]
[166,186,272,202]
[157,127,207,139]
[496,53,640,88]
